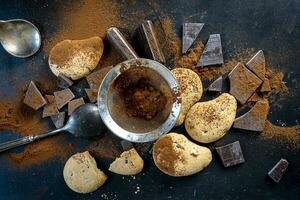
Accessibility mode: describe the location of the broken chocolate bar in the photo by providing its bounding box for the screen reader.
[182,23,204,54]
[216,141,245,167]
[136,20,166,64]
[54,88,75,109]
[121,140,134,151]
[207,76,222,92]
[85,88,98,103]
[86,66,112,89]
[42,95,59,118]
[246,50,265,80]
[228,63,263,104]
[23,81,47,110]
[233,100,269,132]
[260,78,271,92]
[197,34,224,67]
[268,159,289,183]
[68,97,85,115]
[51,112,65,129]
[58,73,73,89]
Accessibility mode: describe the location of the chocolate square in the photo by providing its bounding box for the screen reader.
[54,88,75,109]
[23,81,47,110]
[216,141,245,167]
[51,112,65,129]
[86,66,112,89]
[58,73,73,89]
[42,95,59,118]
[268,159,289,183]
[68,97,85,115]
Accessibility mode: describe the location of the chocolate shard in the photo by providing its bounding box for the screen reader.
[228,63,263,104]
[246,50,265,80]
[207,76,223,92]
[136,20,166,64]
[216,141,245,167]
[54,88,75,109]
[51,112,66,129]
[233,100,269,132]
[23,81,47,110]
[197,34,224,67]
[68,97,85,115]
[42,95,59,118]
[182,23,204,54]
[85,88,98,103]
[121,140,134,151]
[268,159,289,183]
[58,73,73,89]
[261,78,271,92]
[106,27,138,60]
[86,66,112,89]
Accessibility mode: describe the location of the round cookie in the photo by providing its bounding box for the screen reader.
[109,148,144,175]
[185,93,237,143]
[171,68,203,126]
[153,133,212,177]
[49,36,104,80]
[63,151,107,193]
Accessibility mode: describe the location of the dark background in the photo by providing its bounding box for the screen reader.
[0,0,299,199]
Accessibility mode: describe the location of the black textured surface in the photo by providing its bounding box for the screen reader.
[0,0,299,199]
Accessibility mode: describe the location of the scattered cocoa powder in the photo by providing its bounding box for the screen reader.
[262,121,300,148]
[153,135,181,175]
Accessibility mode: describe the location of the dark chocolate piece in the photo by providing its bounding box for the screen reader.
[182,23,204,54]
[54,88,75,109]
[216,141,245,167]
[233,100,269,132]
[23,81,47,110]
[51,112,65,129]
[207,76,223,92]
[228,63,263,104]
[268,159,289,183]
[246,50,265,80]
[42,95,59,118]
[136,20,165,64]
[68,97,85,115]
[58,73,73,89]
[260,78,271,92]
[106,27,138,60]
[121,140,134,151]
[86,66,112,89]
[197,34,224,67]
[85,88,98,103]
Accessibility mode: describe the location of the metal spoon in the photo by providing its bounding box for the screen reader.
[0,19,41,58]
[0,104,106,153]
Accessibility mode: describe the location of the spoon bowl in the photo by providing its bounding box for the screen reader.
[0,19,41,58]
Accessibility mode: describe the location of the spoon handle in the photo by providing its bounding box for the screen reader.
[0,128,64,153]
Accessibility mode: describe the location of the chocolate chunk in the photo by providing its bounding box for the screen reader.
[121,140,134,151]
[23,81,47,110]
[182,23,204,54]
[247,92,264,102]
[54,89,75,109]
[86,66,112,89]
[246,50,265,80]
[85,88,98,103]
[58,73,73,89]
[42,95,59,118]
[68,97,85,115]
[197,34,224,67]
[216,141,245,167]
[268,159,289,183]
[233,100,269,132]
[207,76,222,92]
[228,63,263,104]
[51,112,66,129]
[136,20,166,64]
[260,78,271,92]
